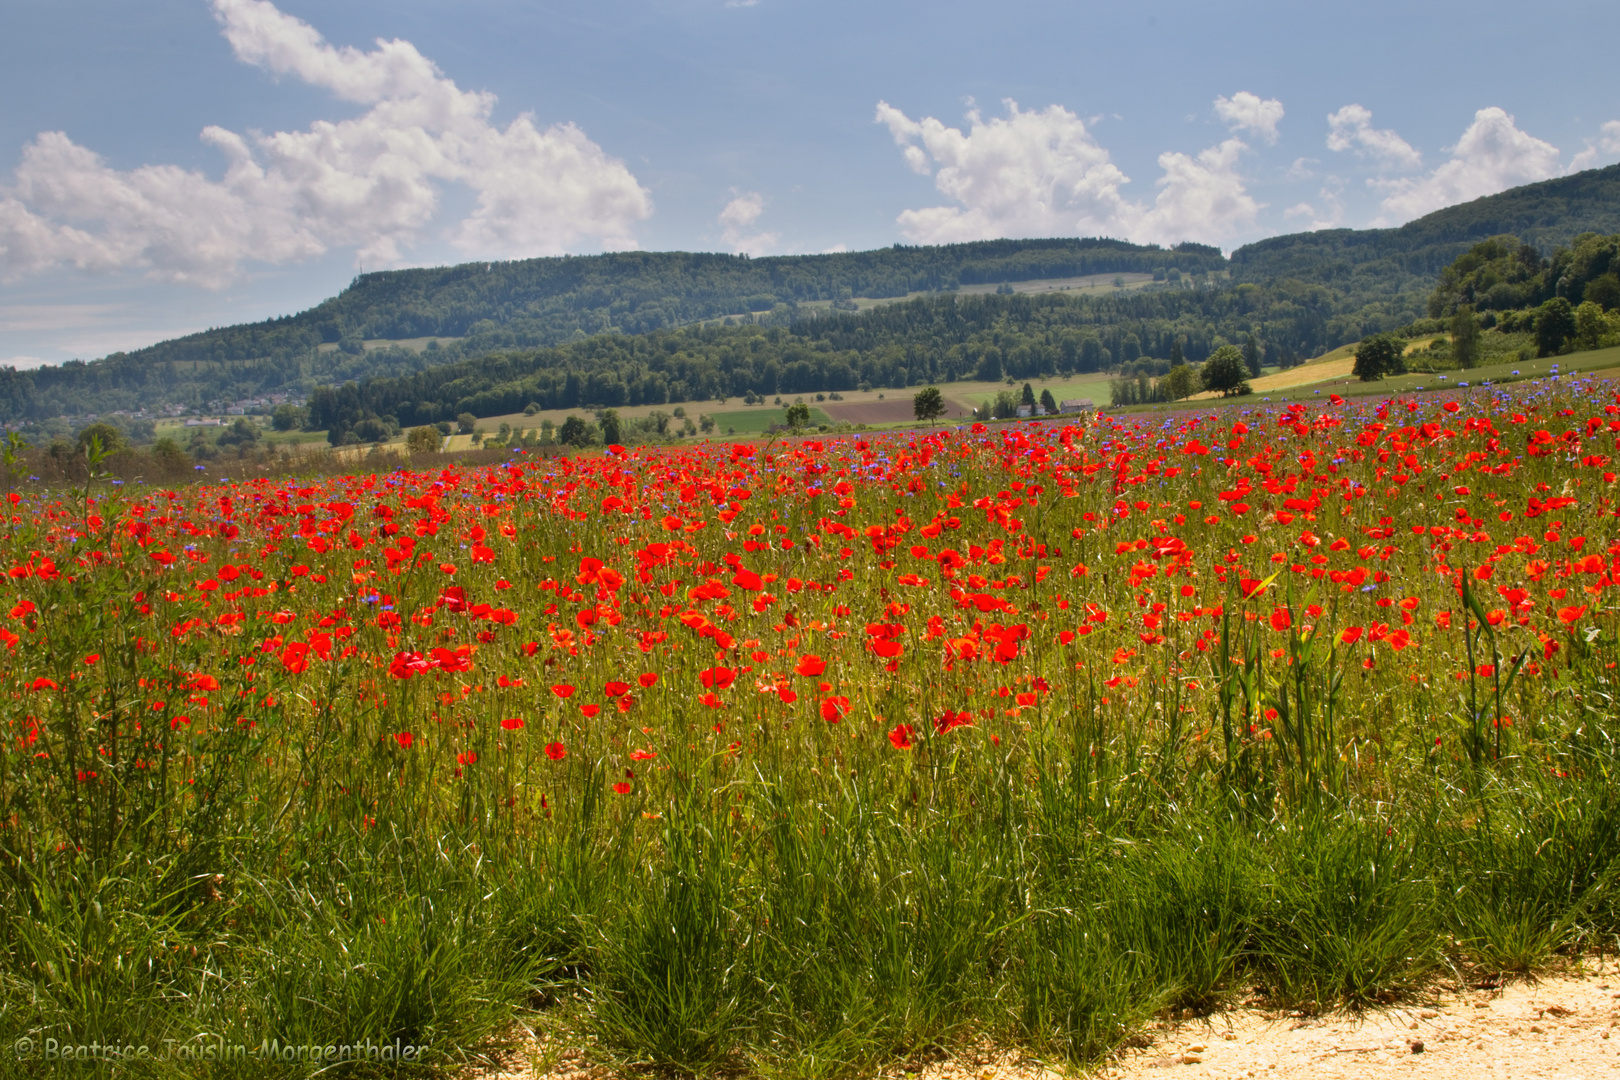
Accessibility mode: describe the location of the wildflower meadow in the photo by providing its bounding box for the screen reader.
[3,379,1619,1077]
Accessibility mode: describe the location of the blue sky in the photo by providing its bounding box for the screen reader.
[3,0,1617,368]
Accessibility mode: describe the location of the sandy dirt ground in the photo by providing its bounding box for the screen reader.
[469,968,1620,1080]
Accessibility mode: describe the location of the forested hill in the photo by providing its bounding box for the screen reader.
[1230,162,1620,292]
[4,163,1619,426]
[121,238,1228,365]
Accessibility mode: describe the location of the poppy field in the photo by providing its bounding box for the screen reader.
[3,379,1620,1078]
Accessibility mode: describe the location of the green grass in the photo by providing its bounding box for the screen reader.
[955,377,1114,410]
[708,406,832,434]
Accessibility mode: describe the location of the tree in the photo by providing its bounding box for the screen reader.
[406,426,442,455]
[1451,304,1479,369]
[784,401,811,429]
[1573,300,1616,351]
[1039,388,1058,414]
[1352,334,1407,381]
[559,415,591,448]
[1020,382,1037,409]
[597,409,622,446]
[1242,334,1262,378]
[1165,364,1195,401]
[150,437,190,475]
[271,403,307,431]
[75,422,125,455]
[1169,339,1184,366]
[1536,296,1576,357]
[216,417,261,448]
[912,386,945,425]
[1200,345,1250,397]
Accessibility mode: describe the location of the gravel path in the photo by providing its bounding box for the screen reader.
[470,967,1620,1080]
[1098,969,1620,1080]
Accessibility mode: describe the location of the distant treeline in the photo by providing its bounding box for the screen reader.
[307,285,1336,441]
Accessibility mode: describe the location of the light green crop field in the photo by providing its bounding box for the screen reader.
[708,406,832,434]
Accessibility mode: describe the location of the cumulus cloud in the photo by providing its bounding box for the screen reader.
[1570,120,1620,172]
[717,191,778,254]
[1283,185,1345,231]
[1214,91,1284,143]
[1325,105,1422,170]
[875,97,1262,248]
[0,0,651,287]
[1371,107,1560,225]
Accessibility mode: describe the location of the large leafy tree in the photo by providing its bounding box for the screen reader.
[559,415,591,447]
[1200,345,1249,397]
[1353,334,1407,381]
[1536,297,1576,357]
[912,386,945,425]
[1451,305,1479,369]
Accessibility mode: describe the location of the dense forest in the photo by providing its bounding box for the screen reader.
[305,285,1332,441]
[4,163,1618,430]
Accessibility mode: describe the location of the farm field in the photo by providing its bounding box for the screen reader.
[3,376,1619,1078]
[1200,344,1620,406]
[706,405,831,434]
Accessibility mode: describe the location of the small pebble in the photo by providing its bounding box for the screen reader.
[1410,1040,1424,1054]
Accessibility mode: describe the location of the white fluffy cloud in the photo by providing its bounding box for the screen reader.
[1570,120,1620,172]
[875,97,1263,248]
[1284,184,1346,231]
[1371,107,1560,225]
[1214,92,1284,143]
[0,0,651,287]
[1325,104,1423,169]
[717,191,778,254]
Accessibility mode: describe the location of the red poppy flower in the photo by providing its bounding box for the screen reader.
[1269,608,1292,632]
[612,782,632,795]
[551,683,576,699]
[638,672,658,688]
[604,680,631,697]
[545,741,567,760]
[394,732,414,749]
[281,642,313,674]
[700,666,736,689]
[581,703,601,718]
[630,749,657,761]
[794,654,826,677]
[820,696,851,723]
[501,717,525,730]
[888,723,915,750]
[699,691,724,708]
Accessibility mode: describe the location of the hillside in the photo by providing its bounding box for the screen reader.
[1230,162,1620,298]
[3,163,1619,429]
